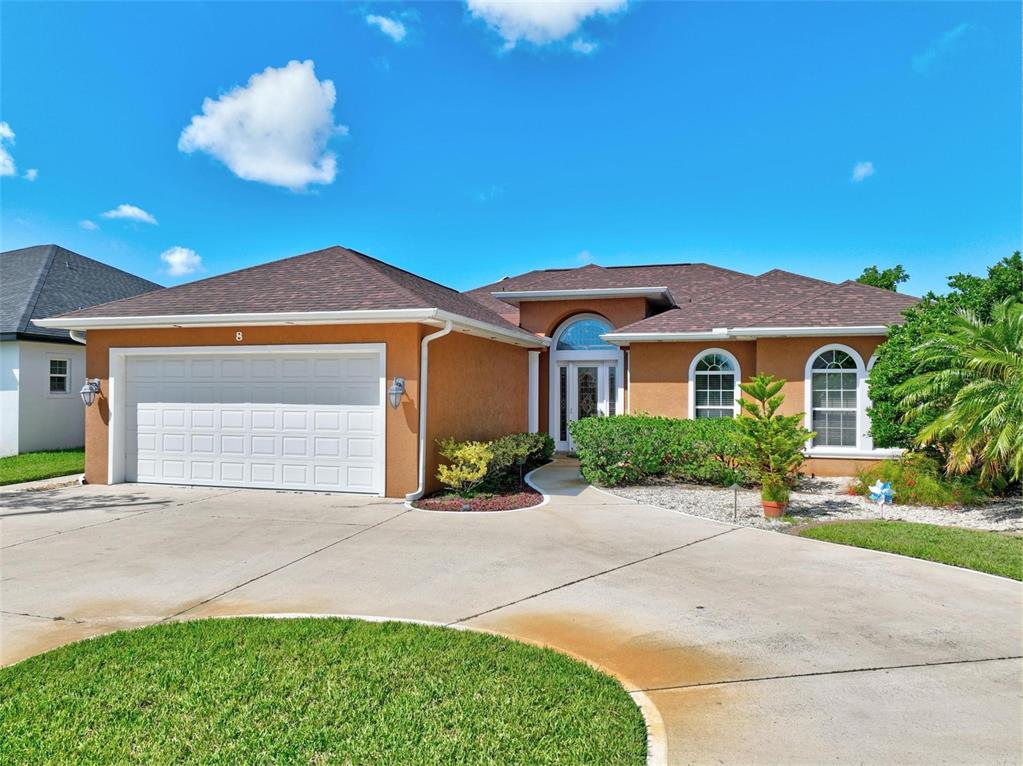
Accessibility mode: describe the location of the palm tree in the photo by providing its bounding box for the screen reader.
[896,299,1023,482]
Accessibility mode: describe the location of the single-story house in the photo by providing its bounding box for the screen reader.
[35,245,917,498]
[1,245,161,457]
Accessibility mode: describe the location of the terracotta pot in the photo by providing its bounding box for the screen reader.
[761,500,787,518]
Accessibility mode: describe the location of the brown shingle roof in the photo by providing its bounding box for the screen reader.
[55,246,526,335]
[612,271,919,334]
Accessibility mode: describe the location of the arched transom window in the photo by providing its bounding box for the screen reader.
[691,350,739,419]
[555,318,614,350]
[810,349,859,447]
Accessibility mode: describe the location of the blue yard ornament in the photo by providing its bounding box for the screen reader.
[868,480,896,518]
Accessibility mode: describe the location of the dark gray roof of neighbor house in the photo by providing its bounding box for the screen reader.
[1,244,162,343]
[51,245,531,338]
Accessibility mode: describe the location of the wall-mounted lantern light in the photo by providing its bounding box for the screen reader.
[387,377,406,409]
[80,378,101,407]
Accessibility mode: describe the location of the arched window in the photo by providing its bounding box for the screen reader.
[809,348,861,447]
[555,318,614,350]
[688,349,740,419]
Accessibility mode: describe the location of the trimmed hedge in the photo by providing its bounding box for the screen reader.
[569,415,750,487]
[435,432,556,496]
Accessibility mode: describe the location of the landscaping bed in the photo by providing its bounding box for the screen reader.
[796,520,1023,581]
[0,449,84,486]
[0,617,647,765]
[413,487,544,512]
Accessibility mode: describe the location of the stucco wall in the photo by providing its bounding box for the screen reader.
[83,324,422,497]
[628,341,756,418]
[0,342,20,456]
[16,340,87,453]
[517,297,648,336]
[425,330,529,493]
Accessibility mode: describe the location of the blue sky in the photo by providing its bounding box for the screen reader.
[1,1,1019,297]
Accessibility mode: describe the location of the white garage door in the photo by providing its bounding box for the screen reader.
[123,350,385,494]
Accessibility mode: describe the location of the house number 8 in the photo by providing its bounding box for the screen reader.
[235,332,243,342]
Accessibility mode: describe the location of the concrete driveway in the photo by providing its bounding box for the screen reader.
[2,460,1020,764]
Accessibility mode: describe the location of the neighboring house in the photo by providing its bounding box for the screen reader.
[1,245,161,457]
[35,245,917,498]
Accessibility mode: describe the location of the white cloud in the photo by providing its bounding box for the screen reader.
[467,0,626,48]
[101,203,158,225]
[160,246,203,276]
[913,23,970,75]
[79,219,99,231]
[851,161,875,183]
[366,14,407,42]
[571,38,598,54]
[178,60,346,191]
[23,168,38,181]
[0,121,17,177]
[576,249,594,264]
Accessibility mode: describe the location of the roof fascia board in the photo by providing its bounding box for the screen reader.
[603,325,889,344]
[33,308,548,348]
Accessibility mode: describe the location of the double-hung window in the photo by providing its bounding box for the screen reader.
[49,359,70,394]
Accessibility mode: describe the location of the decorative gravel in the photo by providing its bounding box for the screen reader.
[606,478,1022,533]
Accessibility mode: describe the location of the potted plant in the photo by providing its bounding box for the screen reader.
[734,374,815,517]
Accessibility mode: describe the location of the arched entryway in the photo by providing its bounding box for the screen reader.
[548,314,624,451]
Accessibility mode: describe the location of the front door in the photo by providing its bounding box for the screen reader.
[558,361,619,450]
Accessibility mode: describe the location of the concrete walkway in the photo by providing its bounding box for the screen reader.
[2,460,1020,764]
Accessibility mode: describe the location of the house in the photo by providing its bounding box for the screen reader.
[34,245,917,498]
[1,245,161,456]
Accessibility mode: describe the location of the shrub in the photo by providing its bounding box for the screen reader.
[568,415,748,487]
[734,374,814,501]
[480,432,556,492]
[436,439,492,495]
[852,453,991,508]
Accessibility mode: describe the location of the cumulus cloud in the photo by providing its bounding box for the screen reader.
[467,0,626,48]
[913,23,970,75]
[23,168,38,181]
[0,122,17,177]
[571,38,598,54]
[160,246,203,276]
[851,161,875,183]
[178,60,346,190]
[101,204,158,225]
[79,219,99,231]
[366,14,407,42]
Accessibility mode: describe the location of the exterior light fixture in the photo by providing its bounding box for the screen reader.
[80,378,101,407]
[387,377,406,409]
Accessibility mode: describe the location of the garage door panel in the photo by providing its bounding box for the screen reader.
[124,351,384,494]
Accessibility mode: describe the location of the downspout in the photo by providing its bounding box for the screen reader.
[405,319,453,502]
[69,330,87,344]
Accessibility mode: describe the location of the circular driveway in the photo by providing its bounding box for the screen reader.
[2,460,1020,764]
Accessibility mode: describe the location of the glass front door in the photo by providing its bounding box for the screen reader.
[559,361,619,450]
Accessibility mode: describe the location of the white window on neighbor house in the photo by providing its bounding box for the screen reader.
[807,346,863,448]
[688,349,741,419]
[49,358,70,394]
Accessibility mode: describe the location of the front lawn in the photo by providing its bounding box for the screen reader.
[0,448,84,486]
[798,520,1023,580]
[0,617,646,765]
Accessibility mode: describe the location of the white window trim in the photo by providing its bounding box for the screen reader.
[804,343,870,455]
[107,343,387,495]
[687,348,741,420]
[46,355,72,397]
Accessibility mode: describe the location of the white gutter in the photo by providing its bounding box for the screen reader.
[491,286,674,305]
[603,325,889,345]
[69,330,87,344]
[32,308,546,349]
[405,320,453,503]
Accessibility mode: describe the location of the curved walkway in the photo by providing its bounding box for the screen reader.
[2,460,1021,764]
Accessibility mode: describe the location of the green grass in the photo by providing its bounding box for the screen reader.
[0,617,646,765]
[0,448,84,485]
[798,520,1023,580]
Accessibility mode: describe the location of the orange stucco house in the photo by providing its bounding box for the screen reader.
[36,245,917,499]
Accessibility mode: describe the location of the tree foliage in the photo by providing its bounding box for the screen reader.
[857,264,909,292]
[896,300,1023,483]
[868,253,1023,450]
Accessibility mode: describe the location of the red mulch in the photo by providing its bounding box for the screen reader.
[412,489,543,512]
